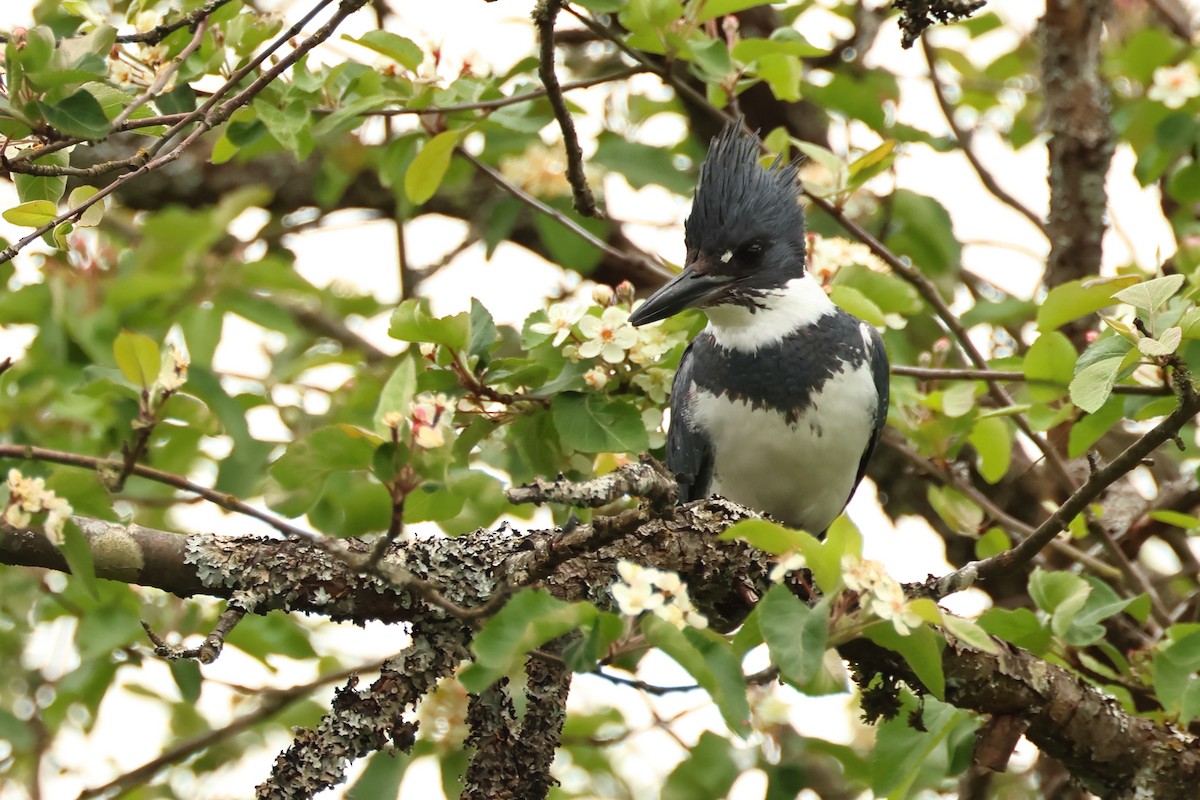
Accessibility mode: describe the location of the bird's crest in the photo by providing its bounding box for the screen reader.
[684,122,804,252]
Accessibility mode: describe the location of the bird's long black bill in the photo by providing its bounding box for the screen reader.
[628,265,732,326]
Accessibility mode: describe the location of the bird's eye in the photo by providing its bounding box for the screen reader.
[737,241,764,263]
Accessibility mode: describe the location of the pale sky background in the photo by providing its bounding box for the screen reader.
[0,1,1196,798]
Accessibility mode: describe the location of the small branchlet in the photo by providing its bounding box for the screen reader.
[506,457,677,511]
[142,593,254,664]
[892,0,987,48]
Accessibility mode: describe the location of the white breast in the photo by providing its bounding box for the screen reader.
[689,359,878,533]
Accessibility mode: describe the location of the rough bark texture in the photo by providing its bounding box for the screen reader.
[1039,0,1115,345]
[6,498,1200,797]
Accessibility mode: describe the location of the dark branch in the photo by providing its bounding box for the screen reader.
[533,0,600,217]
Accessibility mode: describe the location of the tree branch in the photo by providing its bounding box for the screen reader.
[921,37,1046,233]
[933,389,1200,595]
[533,0,599,217]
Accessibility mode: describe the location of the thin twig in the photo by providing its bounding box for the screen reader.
[457,148,670,279]
[0,0,368,266]
[369,66,645,116]
[533,0,600,217]
[77,657,385,800]
[142,596,250,663]
[885,434,1122,580]
[922,38,1045,234]
[111,20,210,131]
[0,444,317,539]
[805,192,1078,490]
[935,389,1200,594]
[892,364,1171,395]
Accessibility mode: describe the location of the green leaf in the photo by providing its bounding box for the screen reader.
[404,481,466,523]
[1037,276,1139,332]
[759,586,829,689]
[592,131,694,195]
[829,285,886,327]
[756,53,803,101]
[346,30,424,69]
[373,358,418,436]
[551,392,649,454]
[468,298,499,359]
[1149,510,1200,530]
[113,329,161,388]
[662,731,739,800]
[718,518,818,555]
[2,199,57,228]
[967,416,1011,484]
[941,615,998,654]
[864,622,945,699]
[926,485,983,535]
[1023,331,1076,402]
[977,607,1050,652]
[347,750,413,800]
[872,694,970,796]
[404,129,464,204]
[67,185,105,227]
[1153,627,1200,723]
[974,527,1010,559]
[36,88,110,139]
[460,590,597,692]
[847,140,896,188]
[269,426,377,490]
[225,612,317,662]
[1112,274,1186,312]
[169,660,203,704]
[641,615,751,734]
[58,519,98,599]
[1028,568,1091,638]
[389,299,470,352]
[1068,355,1124,413]
[1068,395,1125,458]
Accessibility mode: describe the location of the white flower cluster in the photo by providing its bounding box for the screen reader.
[4,469,73,546]
[610,560,708,630]
[1148,61,1200,109]
[530,292,687,368]
[157,344,189,395]
[806,234,887,283]
[842,556,922,636]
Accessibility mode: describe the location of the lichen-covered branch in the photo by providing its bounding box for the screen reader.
[506,457,677,509]
[843,637,1200,799]
[256,617,469,798]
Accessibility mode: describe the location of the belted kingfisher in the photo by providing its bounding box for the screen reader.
[628,124,889,534]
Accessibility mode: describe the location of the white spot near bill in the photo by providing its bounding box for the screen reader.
[720,250,733,263]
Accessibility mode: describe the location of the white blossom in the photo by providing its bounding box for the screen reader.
[611,561,707,629]
[590,284,615,306]
[157,344,189,394]
[411,393,453,449]
[627,323,681,366]
[4,469,72,545]
[842,555,889,594]
[381,411,407,430]
[577,307,639,364]
[530,303,585,347]
[865,580,923,636]
[769,551,808,584]
[807,234,887,284]
[1148,61,1200,109]
[584,366,609,391]
[631,367,673,404]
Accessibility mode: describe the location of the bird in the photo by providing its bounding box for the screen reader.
[628,123,889,535]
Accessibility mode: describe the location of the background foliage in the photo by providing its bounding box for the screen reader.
[2,0,1200,798]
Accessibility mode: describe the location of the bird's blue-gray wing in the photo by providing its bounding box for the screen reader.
[853,325,890,490]
[666,341,713,502]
